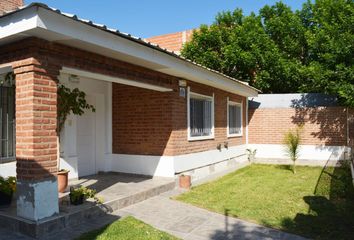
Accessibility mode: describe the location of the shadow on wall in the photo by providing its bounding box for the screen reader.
[290,93,353,146]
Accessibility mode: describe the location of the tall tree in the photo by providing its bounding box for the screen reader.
[181,0,354,106]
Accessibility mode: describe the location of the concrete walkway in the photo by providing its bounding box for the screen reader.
[116,190,307,240]
[0,189,307,240]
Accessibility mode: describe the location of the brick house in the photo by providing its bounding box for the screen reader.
[0,2,258,222]
[148,31,354,165]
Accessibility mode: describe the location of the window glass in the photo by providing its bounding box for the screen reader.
[0,73,16,163]
[228,103,242,136]
[190,97,212,137]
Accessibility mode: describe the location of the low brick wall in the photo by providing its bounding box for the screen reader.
[248,94,354,162]
[249,107,348,146]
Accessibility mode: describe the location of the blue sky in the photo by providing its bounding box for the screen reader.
[25,0,306,38]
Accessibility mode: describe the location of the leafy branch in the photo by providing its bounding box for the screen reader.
[57,85,95,134]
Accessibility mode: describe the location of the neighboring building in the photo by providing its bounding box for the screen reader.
[0,2,257,222]
[146,29,194,54]
[0,0,23,15]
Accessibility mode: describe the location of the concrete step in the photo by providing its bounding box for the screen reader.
[0,178,176,239]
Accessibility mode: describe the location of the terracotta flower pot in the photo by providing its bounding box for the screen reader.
[179,175,191,189]
[57,170,69,193]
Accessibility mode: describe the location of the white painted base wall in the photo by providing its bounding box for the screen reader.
[174,145,246,173]
[1,145,248,179]
[182,155,249,185]
[60,157,78,179]
[2,143,350,180]
[0,161,16,178]
[248,144,349,161]
[110,154,175,177]
[111,145,247,177]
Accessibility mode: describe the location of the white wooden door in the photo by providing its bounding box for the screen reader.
[77,95,96,177]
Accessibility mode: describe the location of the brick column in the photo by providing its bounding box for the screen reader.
[13,57,60,221]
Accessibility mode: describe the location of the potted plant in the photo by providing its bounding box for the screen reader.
[69,186,102,205]
[179,174,191,189]
[0,176,16,207]
[57,85,95,192]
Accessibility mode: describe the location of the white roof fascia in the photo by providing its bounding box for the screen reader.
[0,6,258,97]
[36,7,258,97]
[0,7,38,39]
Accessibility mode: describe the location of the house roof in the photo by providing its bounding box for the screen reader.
[0,2,259,97]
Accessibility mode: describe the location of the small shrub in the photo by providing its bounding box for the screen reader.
[283,126,303,173]
[246,149,257,161]
[0,176,16,196]
[69,186,103,205]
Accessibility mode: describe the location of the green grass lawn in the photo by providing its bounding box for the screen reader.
[176,164,354,239]
[77,216,179,240]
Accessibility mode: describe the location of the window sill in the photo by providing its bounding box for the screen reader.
[227,134,243,138]
[188,135,215,141]
[0,157,16,164]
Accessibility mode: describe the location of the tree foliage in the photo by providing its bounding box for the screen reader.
[181,0,354,106]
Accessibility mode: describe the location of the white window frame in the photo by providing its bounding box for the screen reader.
[227,97,243,138]
[187,87,215,141]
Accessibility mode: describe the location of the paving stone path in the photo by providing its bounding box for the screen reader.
[0,189,307,240]
[117,190,307,240]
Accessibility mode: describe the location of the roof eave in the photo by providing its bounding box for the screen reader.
[0,3,259,97]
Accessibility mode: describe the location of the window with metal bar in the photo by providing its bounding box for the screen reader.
[228,100,242,137]
[188,90,214,140]
[0,73,16,163]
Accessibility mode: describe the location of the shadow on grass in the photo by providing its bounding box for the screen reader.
[274,164,293,172]
[281,163,354,240]
[75,220,114,240]
[210,208,293,240]
[208,163,354,240]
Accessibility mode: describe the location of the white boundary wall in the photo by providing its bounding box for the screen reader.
[248,144,348,161]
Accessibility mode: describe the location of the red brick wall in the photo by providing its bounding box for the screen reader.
[0,37,179,179]
[168,81,246,155]
[1,37,247,169]
[248,107,350,146]
[112,83,175,155]
[146,29,194,53]
[13,58,59,180]
[112,80,246,156]
[0,0,23,15]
